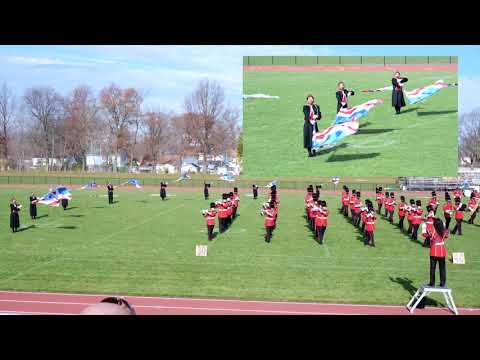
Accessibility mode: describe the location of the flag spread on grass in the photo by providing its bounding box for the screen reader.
[38,190,60,207]
[81,182,97,190]
[38,186,72,207]
[312,119,360,149]
[243,94,280,100]
[334,99,384,125]
[404,80,456,105]
[219,173,235,182]
[124,178,142,189]
[56,186,72,200]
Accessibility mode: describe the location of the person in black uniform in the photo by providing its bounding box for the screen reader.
[107,183,114,204]
[336,81,355,113]
[303,94,321,158]
[391,71,409,114]
[204,183,210,200]
[61,197,68,210]
[29,192,38,220]
[252,184,258,200]
[160,181,167,200]
[10,198,21,232]
[315,185,321,199]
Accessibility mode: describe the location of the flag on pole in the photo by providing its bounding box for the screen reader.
[312,119,360,149]
[404,80,455,105]
[125,179,142,189]
[334,99,384,125]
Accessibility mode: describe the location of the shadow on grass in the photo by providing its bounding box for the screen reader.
[356,128,396,135]
[17,225,35,232]
[35,214,48,219]
[56,226,77,229]
[64,207,78,211]
[417,110,457,116]
[314,142,348,156]
[326,153,380,162]
[359,121,372,129]
[137,200,148,203]
[68,214,84,218]
[91,206,106,209]
[398,107,419,115]
[389,276,441,307]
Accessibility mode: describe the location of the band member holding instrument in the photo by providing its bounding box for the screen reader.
[376,187,384,215]
[443,193,454,230]
[341,186,350,217]
[411,200,423,241]
[391,71,408,114]
[364,203,376,247]
[451,197,466,235]
[336,81,355,113]
[315,200,329,244]
[29,192,38,220]
[261,202,276,243]
[10,198,21,232]
[467,192,478,224]
[428,191,439,215]
[303,94,321,158]
[398,195,406,231]
[423,205,435,247]
[407,199,416,235]
[202,203,217,241]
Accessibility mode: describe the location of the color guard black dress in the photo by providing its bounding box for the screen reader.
[10,203,20,232]
[29,196,37,219]
[303,104,321,154]
[391,77,408,113]
[336,89,355,113]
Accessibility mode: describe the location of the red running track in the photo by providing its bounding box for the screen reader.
[0,291,479,315]
[243,65,458,72]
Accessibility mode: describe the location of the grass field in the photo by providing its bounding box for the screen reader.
[243,70,458,177]
[1,186,478,308]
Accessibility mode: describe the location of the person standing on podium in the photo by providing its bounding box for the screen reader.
[428,218,448,288]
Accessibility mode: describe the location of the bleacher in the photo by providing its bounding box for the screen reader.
[400,175,480,192]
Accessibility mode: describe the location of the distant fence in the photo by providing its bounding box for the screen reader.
[243,56,458,66]
[0,175,398,192]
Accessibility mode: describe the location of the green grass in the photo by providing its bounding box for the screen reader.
[243,70,458,177]
[1,187,478,307]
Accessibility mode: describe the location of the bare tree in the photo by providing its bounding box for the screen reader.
[184,79,239,172]
[23,87,63,171]
[63,86,98,171]
[142,111,171,165]
[99,84,143,172]
[459,109,480,166]
[0,83,16,169]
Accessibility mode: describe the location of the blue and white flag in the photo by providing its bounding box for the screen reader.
[334,99,384,125]
[404,80,453,105]
[125,179,142,189]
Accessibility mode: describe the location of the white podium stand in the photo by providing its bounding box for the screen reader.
[406,285,458,315]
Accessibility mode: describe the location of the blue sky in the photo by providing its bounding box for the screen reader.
[0,45,478,115]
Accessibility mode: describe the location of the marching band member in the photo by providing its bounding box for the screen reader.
[353,192,363,227]
[303,95,321,158]
[261,202,276,243]
[341,186,350,217]
[398,195,407,231]
[29,192,38,220]
[217,197,229,233]
[428,218,449,288]
[349,189,357,221]
[376,187,384,215]
[391,71,409,114]
[336,81,355,113]
[423,205,435,247]
[383,192,390,217]
[453,187,462,200]
[387,192,396,223]
[411,200,423,241]
[428,191,439,215]
[315,200,329,244]
[443,193,454,230]
[406,199,416,235]
[10,198,21,233]
[202,203,217,241]
[450,197,465,236]
[364,204,376,247]
[467,192,479,224]
[232,188,240,219]
[360,201,370,234]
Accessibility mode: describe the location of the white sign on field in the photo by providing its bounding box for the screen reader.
[452,252,465,264]
[196,245,208,257]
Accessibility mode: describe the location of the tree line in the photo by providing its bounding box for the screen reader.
[0,79,240,172]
